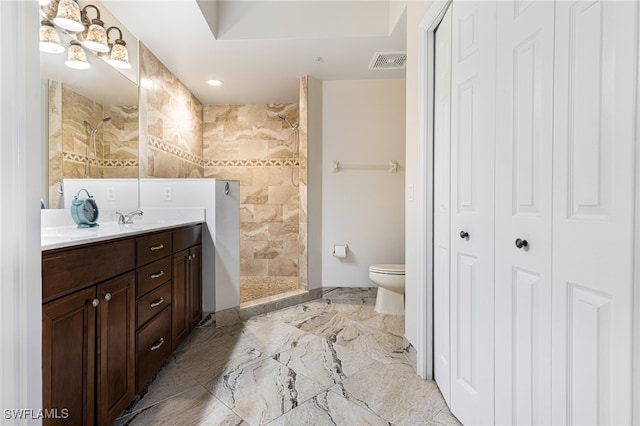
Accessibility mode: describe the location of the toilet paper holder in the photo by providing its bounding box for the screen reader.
[333,244,348,259]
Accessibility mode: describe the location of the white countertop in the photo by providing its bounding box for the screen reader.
[42,208,206,251]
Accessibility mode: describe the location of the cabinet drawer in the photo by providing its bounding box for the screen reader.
[173,225,202,253]
[42,239,135,303]
[136,232,172,266]
[136,257,172,297]
[136,282,172,328]
[136,306,172,392]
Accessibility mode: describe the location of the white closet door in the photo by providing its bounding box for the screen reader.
[552,1,638,425]
[433,4,453,407]
[494,1,554,424]
[449,2,496,424]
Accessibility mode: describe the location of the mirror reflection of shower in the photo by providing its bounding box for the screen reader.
[83,116,111,178]
[278,114,299,187]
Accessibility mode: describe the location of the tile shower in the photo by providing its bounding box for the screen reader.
[203,103,305,303]
[47,81,138,208]
[49,42,310,306]
[139,43,310,306]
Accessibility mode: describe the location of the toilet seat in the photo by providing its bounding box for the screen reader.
[369,264,405,275]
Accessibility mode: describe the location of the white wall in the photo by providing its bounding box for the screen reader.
[322,79,406,287]
[62,178,138,210]
[307,76,323,290]
[404,0,433,349]
[0,1,43,421]
[139,178,240,312]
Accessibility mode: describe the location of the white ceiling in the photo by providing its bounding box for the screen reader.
[100,0,408,105]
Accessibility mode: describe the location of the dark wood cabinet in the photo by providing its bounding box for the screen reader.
[42,224,203,424]
[42,287,96,426]
[134,232,174,393]
[96,273,135,425]
[172,225,202,350]
[188,244,203,330]
[171,249,190,349]
[42,272,135,426]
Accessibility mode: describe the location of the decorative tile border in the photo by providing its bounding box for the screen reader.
[204,159,300,167]
[63,152,138,168]
[147,136,203,165]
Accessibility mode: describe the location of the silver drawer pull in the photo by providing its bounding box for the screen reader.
[150,337,165,351]
[149,244,164,251]
[150,271,165,279]
[150,297,165,308]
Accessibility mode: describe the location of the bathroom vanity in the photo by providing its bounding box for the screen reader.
[41,221,203,425]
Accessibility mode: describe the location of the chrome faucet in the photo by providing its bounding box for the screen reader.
[116,209,143,224]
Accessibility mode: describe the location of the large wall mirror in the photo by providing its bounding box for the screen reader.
[40,0,139,209]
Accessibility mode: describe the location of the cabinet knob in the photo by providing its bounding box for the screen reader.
[191,252,197,260]
[460,231,469,239]
[91,298,100,308]
[103,293,112,301]
[150,337,165,351]
[515,238,528,249]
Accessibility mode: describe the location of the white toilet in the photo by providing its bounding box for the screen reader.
[369,264,405,315]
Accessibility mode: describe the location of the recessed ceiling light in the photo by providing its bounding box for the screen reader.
[207,79,223,86]
[313,57,324,63]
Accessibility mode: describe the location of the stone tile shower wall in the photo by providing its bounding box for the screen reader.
[139,43,203,178]
[203,104,302,295]
[48,81,138,208]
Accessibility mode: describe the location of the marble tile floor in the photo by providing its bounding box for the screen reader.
[115,288,461,426]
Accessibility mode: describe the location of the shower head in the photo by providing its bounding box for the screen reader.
[278,114,298,131]
[84,116,112,133]
[95,116,111,130]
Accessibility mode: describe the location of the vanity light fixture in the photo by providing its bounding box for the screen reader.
[207,79,223,86]
[39,20,65,54]
[65,40,91,70]
[44,2,132,71]
[81,5,109,53]
[53,0,84,33]
[106,26,131,69]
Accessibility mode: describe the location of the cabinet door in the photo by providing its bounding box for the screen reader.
[552,1,638,424]
[96,272,135,425]
[42,287,96,426]
[494,1,555,424]
[449,2,496,424]
[172,249,190,349]
[189,245,203,329]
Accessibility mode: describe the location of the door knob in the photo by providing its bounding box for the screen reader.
[515,238,528,249]
[460,231,469,239]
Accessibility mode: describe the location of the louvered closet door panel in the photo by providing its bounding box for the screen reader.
[494,1,554,425]
[449,2,496,424]
[551,1,638,425]
[433,3,453,407]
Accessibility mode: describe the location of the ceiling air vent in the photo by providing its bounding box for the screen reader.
[368,51,407,70]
